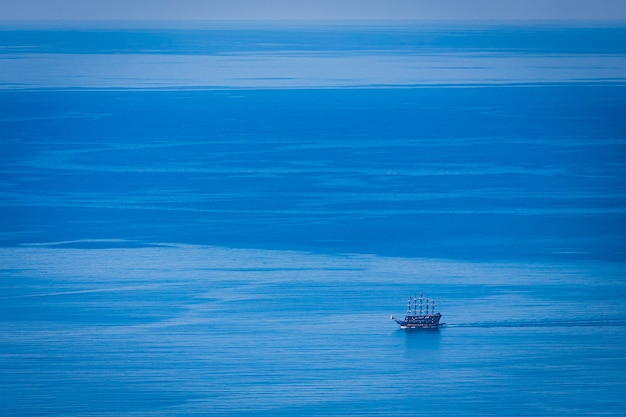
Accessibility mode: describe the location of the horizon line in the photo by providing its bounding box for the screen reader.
[2,18,626,27]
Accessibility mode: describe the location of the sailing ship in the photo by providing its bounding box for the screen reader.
[391,293,443,329]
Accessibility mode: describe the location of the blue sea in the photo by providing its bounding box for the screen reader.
[1,22,626,416]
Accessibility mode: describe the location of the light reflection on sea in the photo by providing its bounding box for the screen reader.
[1,245,626,415]
[1,52,625,89]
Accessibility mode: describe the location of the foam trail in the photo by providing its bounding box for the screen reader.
[447,319,626,328]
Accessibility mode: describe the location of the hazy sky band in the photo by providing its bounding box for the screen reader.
[1,0,626,21]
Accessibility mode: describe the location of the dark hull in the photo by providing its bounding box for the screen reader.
[393,313,443,329]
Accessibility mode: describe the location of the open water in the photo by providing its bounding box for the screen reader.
[1,22,626,416]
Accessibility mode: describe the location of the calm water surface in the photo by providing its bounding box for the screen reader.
[1,23,626,416]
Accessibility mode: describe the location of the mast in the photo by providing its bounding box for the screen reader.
[407,296,412,315]
[419,292,423,315]
[425,296,429,314]
[432,299,435,314]
[413,296,417,315]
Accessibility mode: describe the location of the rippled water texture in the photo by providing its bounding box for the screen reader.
[1,23,626,416]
